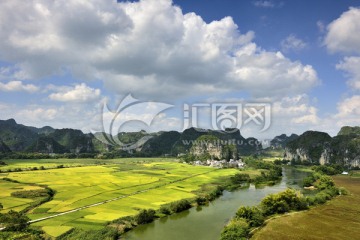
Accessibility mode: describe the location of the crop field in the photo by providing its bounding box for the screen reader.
[0,179,45,212]
[0,159,253,237]
[252,173,360,240]
[0,158,172,171]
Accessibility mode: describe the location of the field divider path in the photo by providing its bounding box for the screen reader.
[27,168,220,225]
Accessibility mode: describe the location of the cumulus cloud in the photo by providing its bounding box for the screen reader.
[227,94,321,139]
[49,83,101,103]
[335,95,360,123]
[336,56,360,90]
[0,0,318,100]
[16,107,58,122]
[273,94,319,124]
[281,34,307,52]
[325,7,360,91]
[325,7,360,54]
[0,80,39,93]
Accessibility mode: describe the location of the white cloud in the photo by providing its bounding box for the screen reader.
[325,8,360,92]
[253,1,276,8]
[240,94,320,139]
[0,0,318,100]
[336,56,360,90]
[273,94,319,124]
[49,83,101,103]
[0,80,39,93]
[325,7,360,54]
[16,107,58,122]
[281,34,307,52]
[335,95,360,124]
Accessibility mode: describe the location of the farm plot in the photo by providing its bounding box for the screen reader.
[0,179,46,213]
[1,160,241,237]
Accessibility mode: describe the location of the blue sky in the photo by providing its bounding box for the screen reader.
[0,0,359,139]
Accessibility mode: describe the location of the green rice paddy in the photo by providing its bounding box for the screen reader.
[0,158,253,237]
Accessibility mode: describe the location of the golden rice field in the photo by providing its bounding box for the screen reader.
[0,158,253,237]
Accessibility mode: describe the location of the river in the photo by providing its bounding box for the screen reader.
[123,167,310,240]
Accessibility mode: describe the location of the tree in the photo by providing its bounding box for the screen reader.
[0,202,3,210]
[195,196,207,206]
[315,175,335,190]
[261,189,309,216]
[0,210,29,231]
[135,209,156,224]
[236,206,264,227]
[159,206,171,215]
[230,173,250,185]
[170,199,191,213]
[220,218,249,240]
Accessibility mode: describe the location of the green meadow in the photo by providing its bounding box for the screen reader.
[0,158,254,237]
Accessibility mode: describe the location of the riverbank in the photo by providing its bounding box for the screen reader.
[252,174,360,240]
[121,167,309,240]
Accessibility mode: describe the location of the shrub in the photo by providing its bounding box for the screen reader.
[135,209,156,225]
[0,210,29,231]
[58,227,119,240]
[220,218,249,240]
[261,189,307,216]
[159,206,171,215]
[338,187,349,195]
[170,199,191,213]
[313,193,327,204]
[195,196,207,206]
[236,206,264,227]
[315,175,335,190]
[11,189,53,199]
[230,174,250,184]
[302,174,316,187]
[206,186,224,201]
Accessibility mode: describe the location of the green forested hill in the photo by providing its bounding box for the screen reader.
[337,126,360,136]
[285,128,360,167]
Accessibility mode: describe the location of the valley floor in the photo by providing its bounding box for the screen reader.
[0,158,257,238]
[252,173,360,240]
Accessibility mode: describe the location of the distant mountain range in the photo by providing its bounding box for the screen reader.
[0,119,261,156]
[0,119,100,154]
[0,118,359,167]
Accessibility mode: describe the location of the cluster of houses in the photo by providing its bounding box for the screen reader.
[191,159,245,168]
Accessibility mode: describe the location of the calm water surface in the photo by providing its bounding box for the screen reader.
[123,167,310,240]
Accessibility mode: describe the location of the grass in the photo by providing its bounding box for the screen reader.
[0,158,257,237]
[252,172,360,240]
[262,149,284,158]
[262,157,281,162]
